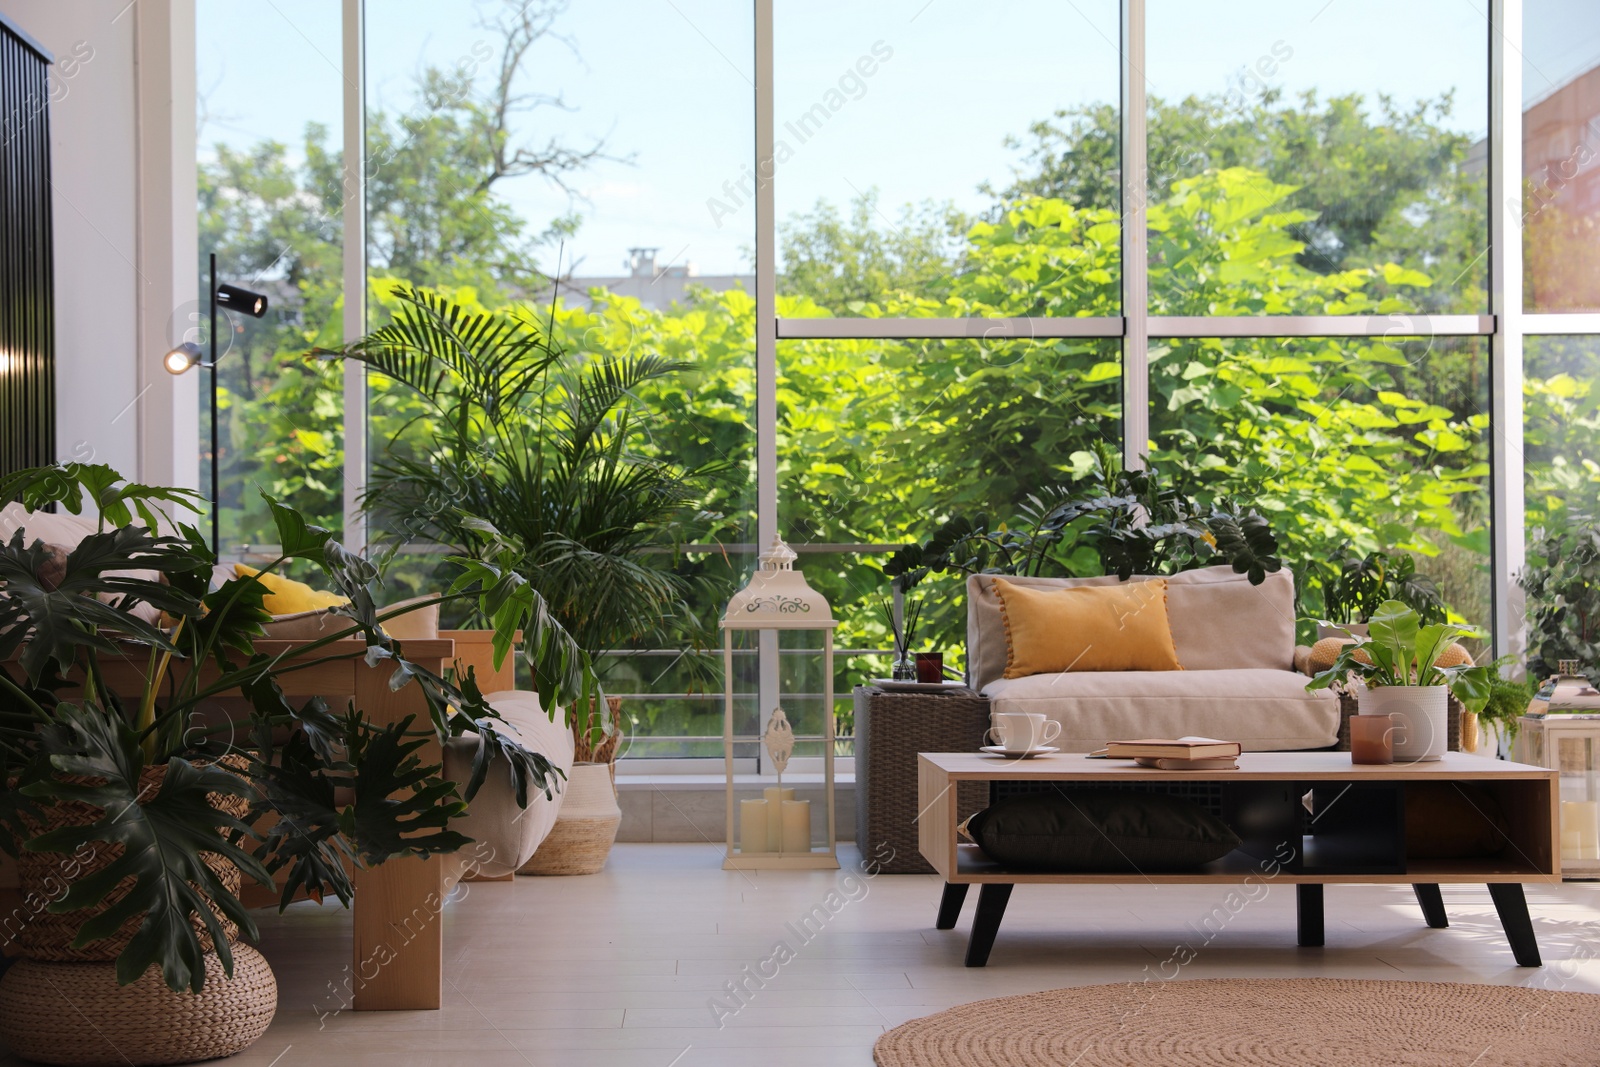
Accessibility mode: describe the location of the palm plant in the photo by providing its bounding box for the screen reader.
[0,462,594,994]
[316,287,731,667]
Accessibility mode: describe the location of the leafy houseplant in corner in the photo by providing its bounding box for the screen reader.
[1520,519,1600,688]
[1307,600,1499,761]
[0,463,597,1064]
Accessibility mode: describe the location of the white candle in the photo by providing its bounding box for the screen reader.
[764,786,794,847]
[740,799,770,853]
[781,799,811,853]
[1562,800,1600,860]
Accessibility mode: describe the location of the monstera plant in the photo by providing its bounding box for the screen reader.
[886,442,1282,591]
[0,462,598,994]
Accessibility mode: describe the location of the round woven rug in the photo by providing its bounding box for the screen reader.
[875,978,1600,1066]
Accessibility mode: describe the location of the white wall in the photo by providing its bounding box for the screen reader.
[0,0,196,490]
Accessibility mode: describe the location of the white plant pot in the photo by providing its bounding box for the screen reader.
[1359,685,1448,762]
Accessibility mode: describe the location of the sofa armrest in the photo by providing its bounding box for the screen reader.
[1293,645,1315,676]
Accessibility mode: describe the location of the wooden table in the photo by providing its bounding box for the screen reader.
[7,635,488,1011]
[918,751,1560,967]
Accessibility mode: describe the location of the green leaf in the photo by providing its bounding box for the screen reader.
[23,705,269,993]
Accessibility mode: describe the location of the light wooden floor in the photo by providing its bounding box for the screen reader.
[10,844,1600,1067]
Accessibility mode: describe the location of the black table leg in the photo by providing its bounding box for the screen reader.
[964,883,1014,967]
[1413,883,1449,928]
[1297,884,1325,947]
[936,883,970,930]
[1488,883,1542,967]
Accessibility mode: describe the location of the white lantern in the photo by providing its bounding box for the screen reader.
[721,537,839,870]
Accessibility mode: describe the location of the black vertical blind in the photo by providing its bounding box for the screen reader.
[0,14,54,485]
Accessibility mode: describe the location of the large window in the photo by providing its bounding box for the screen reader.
[197,0,345,563]
[1147,0,1488,315]
[195,1,1600,758]
[1523,0,1600,312]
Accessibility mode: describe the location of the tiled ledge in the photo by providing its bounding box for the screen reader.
[614,773,856,844]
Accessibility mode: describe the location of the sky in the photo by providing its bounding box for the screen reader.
[198,0,1598,279]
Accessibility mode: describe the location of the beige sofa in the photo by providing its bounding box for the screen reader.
[967,566,1339,751]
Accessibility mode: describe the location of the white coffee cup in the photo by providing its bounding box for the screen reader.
[987,712,1061,752]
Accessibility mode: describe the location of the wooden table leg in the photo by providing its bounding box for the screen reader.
[352,659,446,1010]
[1297,884,1324,947]
[936,883,970,930]
[1413,883,1449,928]
[1488,883,1542,967]
[965,884,1013,967]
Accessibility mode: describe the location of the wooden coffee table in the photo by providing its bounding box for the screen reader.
[918,752,1559,967]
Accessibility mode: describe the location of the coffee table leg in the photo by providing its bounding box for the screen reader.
[1488,883,1542,967]
[935,883,970,930]
[964,883,1014,967]
[1413,883,1449,928]
[1297,884,1324,947]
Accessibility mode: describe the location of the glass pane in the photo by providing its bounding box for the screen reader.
[360,3,757,757]
[774,0,1121,317]
[778,339,1122,670]
[197,0,345,556]
[1524,336,1600,544]
[1149,335,1492,646]
[1147,1,1488,315]
[1522,4,1600,311]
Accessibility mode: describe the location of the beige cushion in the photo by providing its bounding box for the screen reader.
[380,595,440,641]
[983,668,1340,752]
[968,566,1298,690]
[443,690,574,882]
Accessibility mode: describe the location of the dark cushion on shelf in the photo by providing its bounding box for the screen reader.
[962,790,1242,872]
[1406,782,1510,859]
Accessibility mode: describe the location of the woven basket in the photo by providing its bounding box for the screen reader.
[16,758,250,961]
[1336,690,1462,753]
[0,944,276,1066]
[517,762,621,876]
[854,686,992,874]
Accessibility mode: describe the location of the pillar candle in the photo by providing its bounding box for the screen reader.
[740,799,770,853]
[1562,800,1600,861]
[780,799,811,853]
[764,786,794,847]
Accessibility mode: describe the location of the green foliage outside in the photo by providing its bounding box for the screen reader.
[197,39,1600,749]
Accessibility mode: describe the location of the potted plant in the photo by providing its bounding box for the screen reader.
[1307,599,1500,761]
[315,287,729,872]
[0,462,597,1062]
[1521,519,1600,687]
[1317,544,1448,640]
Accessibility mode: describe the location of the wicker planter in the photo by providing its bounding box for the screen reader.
[14,760,249,961]
[518,762,621,876]
[0,945,277,1066]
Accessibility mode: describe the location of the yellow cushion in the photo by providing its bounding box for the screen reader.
[234,563,348,615]
[993,577,1183,679]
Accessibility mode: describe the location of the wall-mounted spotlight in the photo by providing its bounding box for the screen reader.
[163,341,205,375]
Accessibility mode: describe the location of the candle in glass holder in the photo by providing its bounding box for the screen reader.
[740,799,770,853]
[780,799,811,853]
[1562,800,1600,861]
[1350,714,1395,765]
[915,652,944,684]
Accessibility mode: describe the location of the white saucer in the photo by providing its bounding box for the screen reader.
[979,745,1060,758]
